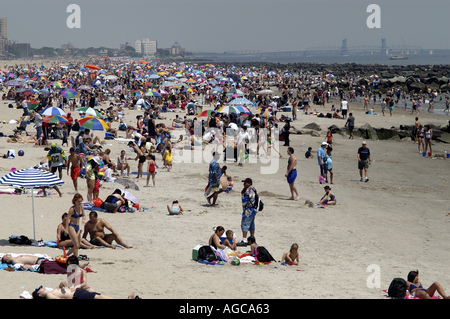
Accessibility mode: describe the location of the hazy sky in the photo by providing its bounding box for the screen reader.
[2,0,450,52]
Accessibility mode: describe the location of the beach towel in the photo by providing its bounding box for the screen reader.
[382,289,442,299]
[198,258,225,266]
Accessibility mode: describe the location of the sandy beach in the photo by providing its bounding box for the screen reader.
[1,58,450,300]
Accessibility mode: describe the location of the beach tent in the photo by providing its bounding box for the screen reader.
[0,168,64,243]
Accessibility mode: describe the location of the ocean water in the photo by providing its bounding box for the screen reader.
[210,53,450,67]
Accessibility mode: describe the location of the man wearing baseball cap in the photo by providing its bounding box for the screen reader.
[237,177,257,246]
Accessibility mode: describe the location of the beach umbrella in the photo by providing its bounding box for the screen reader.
[41,106,66,116]
[5,80,21,87]
[218,105,251,115]
[257,89,274,95]
[27,100,40,111]
[227,97,253,106]
[78,116,109,131]
[85,64,99,70]
[42,115,68,124]
[75,107,103,118]
[0,168,64,242]
[196,110,216,118]
[61,88,77,99]
[77,85,92,91]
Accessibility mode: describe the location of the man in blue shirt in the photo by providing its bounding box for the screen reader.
[317,142,328,180]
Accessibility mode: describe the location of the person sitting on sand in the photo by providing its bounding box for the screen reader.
[281,243,299,265]
[209,226,227,250]
[101,189,125,213]
[57,213,100,250]
[319,185,336,205]
[167,200,190,215]
[83,211,132,249]
[406,270,450,299]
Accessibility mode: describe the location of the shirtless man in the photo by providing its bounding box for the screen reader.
[32,285,135,299]
[83,211,133,249]
[67,147,83,192]
[285,147,299,200]
[1,254,47,270]
[128,141,145,179]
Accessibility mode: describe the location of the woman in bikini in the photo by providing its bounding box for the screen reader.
[65,193,86,258]
[57,213,99,250]
[406,270,450,299]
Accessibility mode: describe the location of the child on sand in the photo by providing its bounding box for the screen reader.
[146,154,158,187]
[163,144,172,172]
[281,243,299,265]
[319,185,336,205]
[246,236,258,258]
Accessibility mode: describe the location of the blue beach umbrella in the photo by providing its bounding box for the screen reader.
[0,168,65,242]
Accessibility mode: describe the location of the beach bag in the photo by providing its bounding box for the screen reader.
[387,278,407,299]
[249,186,264,212]
[93,197,103,208]
[256,246,276,263]
[8,235,32,245]
[198,246,217,262]
[318,175,326,184]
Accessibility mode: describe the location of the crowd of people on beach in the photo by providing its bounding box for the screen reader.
[1,57,450,299]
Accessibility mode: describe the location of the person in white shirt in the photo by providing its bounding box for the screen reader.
[340,98,348,119]
[103,163,116,183]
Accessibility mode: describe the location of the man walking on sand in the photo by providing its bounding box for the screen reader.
[357,141,371,182]
[285,147,299,200]
[67,147,83,192]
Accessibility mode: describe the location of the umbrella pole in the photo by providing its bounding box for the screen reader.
[32,188,36,243]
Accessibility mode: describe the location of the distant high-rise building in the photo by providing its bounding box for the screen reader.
[135,38,157,57]
[171,41,185,55]
[0,17,7,39]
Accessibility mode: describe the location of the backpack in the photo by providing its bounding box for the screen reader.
[256,246,275,263]
[387,278,406,299]
[8,235,32,245]
[198,246,217,262]
[249,186,264,212]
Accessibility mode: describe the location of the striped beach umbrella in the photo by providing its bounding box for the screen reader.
[61,88,77,99]
[196,110,216,118]
[218,105,251,115]
[78,116,109,131]
[42,115,68,124]
[40,106,66,116]
[0,168,65,242]
[75,107,103,118]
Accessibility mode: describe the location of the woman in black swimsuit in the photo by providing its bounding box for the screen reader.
[57,213,100,250]
[208,226,226,250]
